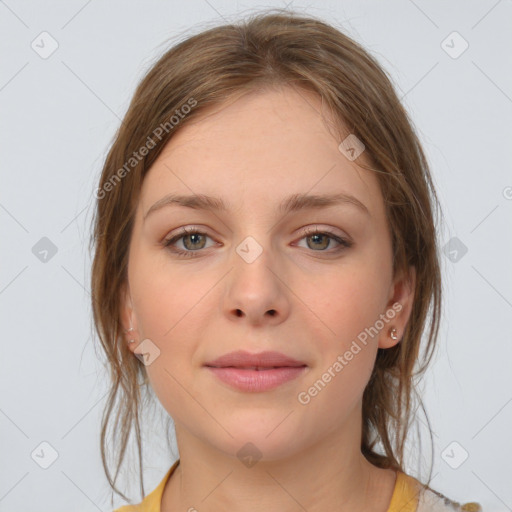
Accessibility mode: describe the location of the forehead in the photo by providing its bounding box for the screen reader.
[138,86,383,219]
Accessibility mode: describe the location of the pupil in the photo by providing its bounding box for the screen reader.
[186,233,203,249]
[309,234,327,250]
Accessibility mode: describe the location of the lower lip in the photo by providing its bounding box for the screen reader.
[205,366,307,392]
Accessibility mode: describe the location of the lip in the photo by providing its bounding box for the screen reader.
[204,350,308,392]
[204,350,307,368]
[206,366,307,392]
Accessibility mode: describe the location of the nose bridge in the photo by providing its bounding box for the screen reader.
[223,230,290,324]
[231,232,277,293]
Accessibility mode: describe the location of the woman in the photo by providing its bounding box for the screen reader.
[90,9,482,512]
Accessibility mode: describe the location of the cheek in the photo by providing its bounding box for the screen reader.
[297,350,376,445]
[293,256,389,412]
[295,274,381,428]
[300,260,391,349]
[128,254,216,410]
[130,250,209,339]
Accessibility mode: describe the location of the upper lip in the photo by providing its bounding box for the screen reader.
[204,350,307,368]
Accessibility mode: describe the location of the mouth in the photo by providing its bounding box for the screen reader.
[203,350,308,392]
[205,365,306,370]
[204,366,307,393]
[204,350,307,369]
[205,366,307,392]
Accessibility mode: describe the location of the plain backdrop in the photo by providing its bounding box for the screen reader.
[1,1,511,511]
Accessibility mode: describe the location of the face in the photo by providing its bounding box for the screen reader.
[121,86,415,461]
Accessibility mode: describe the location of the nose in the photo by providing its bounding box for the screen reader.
[233,307,277,318]
[222,248,291,327]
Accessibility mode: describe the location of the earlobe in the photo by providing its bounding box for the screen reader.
[378,265,416,349]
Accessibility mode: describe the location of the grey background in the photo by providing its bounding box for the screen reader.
[1,0,511,511]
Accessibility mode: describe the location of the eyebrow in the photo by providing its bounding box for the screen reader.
[144,192,370,220]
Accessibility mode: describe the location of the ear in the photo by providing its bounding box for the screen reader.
[378,265,416,349]
[119,281,139,354]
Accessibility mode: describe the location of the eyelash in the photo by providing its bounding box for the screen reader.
[163,226,352,259]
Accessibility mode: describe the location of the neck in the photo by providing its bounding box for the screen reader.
[161,414,396,512]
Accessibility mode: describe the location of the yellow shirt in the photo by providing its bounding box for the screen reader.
[113,460,482,512]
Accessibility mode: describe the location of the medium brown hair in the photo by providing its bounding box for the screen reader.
[90,8,442,504]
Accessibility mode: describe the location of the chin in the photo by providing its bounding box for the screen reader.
[216,420,304,463]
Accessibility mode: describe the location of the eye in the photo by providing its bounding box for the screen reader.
[295,226,352,253]
[163,227,216,258]
[163,226,352,259]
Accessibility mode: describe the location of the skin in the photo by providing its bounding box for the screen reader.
[120,85,416,512]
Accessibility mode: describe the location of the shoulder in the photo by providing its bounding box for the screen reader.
[112,460,180,512]
[416,483,483,512]
[112,494,154,512]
